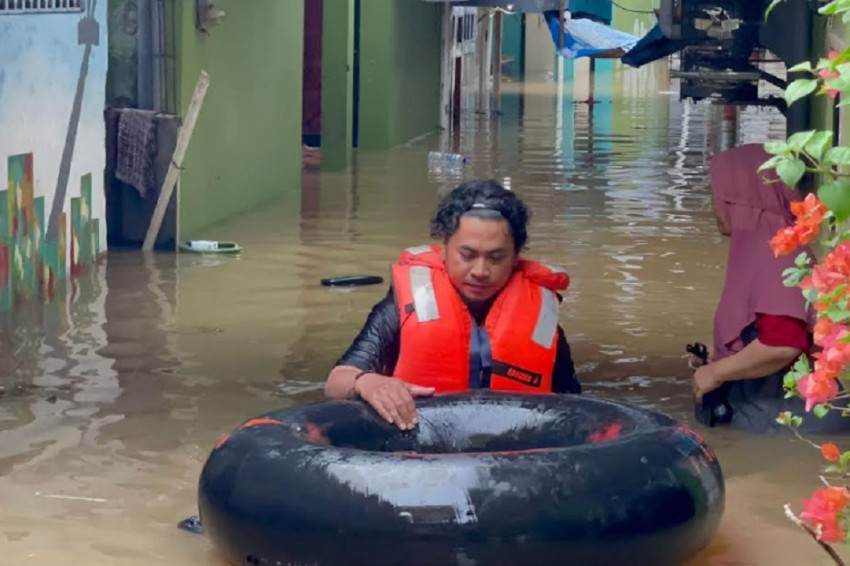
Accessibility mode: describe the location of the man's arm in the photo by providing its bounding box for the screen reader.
[324,287,401,399]
[324,287,434,430]
[551,327,581,394]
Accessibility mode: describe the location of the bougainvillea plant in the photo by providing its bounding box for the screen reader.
[763,1,850,562]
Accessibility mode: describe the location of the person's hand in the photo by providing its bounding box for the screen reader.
[686,352,704,370]
[693,364,723,402]
[354,374,435,430]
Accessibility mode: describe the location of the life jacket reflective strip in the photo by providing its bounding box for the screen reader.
[391,245,569,393]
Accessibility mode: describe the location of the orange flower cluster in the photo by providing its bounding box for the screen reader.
[822,442,842,462]
[800,242,850,314]
[770,194,828,257]
[801,486,850,543]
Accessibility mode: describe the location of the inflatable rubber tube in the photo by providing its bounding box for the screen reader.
[198,391,725,566]
[320,275,384,287]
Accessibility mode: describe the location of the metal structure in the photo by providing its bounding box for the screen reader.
[425,0,817,134]
[654,0,813,112]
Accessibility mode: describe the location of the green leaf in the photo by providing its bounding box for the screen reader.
[841,449,850,469]
[784,269,809,288]
[835,49,850,67]
[819,0,850,15]
[825,75,850,93]
[819,179,850,222]
[795,251,811,268]
[776,411,793,426]
[766,0,785,19]
[793,355,812,375]
[843,9,850,23]
[824,146,850,167]
[785,79,819,107]
[789,61,814,73]
[792,416,804,428]
[759,155,785,173]
[839,98,850,108]
[788,130,816,152]
[782,265,812,287]
[764,141,790,156]
[804,286,819,308]
[804,131,834,162]
[777,158,806,187]
[784,371,799,392]
[814,404,830,418]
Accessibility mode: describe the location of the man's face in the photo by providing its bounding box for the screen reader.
[442,216,518,304]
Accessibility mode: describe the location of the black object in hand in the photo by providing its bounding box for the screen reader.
[686,342,732,427]
[686,342,709,366]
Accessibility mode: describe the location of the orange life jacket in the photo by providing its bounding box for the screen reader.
[390,245,570,393]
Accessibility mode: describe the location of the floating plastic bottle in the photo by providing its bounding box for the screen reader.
[185,240,220,251]
[428,151,468,166]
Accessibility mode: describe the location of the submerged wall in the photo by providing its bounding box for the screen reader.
[0,3,108,311]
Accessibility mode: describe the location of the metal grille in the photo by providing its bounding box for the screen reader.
[0,0,84,14]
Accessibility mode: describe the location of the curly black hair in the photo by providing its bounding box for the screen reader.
[430,180,529,251]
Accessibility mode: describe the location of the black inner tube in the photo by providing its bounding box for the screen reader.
[289,395,640,454]
[320,275,384,287]
[198,393,725,566]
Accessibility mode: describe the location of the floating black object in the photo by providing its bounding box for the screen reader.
[320,275,384,287]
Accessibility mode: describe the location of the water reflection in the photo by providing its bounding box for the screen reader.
[0,65,848,564]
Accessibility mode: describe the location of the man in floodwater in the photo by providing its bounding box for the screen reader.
[692,144,850,434]
[325,180,581,430]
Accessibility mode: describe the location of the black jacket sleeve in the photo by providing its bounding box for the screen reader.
[552,327,581,394]
[335,287,401,375]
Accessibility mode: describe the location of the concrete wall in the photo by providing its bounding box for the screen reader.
[175,0,305,237]
[0,3,108,311]
[107,0,139,108]
[359,0,442,150]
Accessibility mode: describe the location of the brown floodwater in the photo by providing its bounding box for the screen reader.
[1,65,848,565]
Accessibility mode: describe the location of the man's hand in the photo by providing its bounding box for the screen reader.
[693,364,723,402]
[355,374,435,430]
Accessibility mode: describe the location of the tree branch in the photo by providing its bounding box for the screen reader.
[784,504,846,565]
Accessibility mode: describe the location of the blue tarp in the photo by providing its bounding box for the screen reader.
[543,10,639,60]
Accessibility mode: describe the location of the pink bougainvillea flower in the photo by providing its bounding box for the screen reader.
[801,486,850,543]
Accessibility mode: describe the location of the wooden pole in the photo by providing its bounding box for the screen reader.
[142,70,210,252]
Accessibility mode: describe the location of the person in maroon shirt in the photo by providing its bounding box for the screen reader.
[691,144,850,434]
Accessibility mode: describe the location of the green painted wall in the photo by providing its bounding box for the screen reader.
[175,0,304,237]
[502,14,524,80]
[321,0,355,171]
[359,0,442,150]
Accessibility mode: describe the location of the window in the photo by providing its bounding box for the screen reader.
[0,0,84,14]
